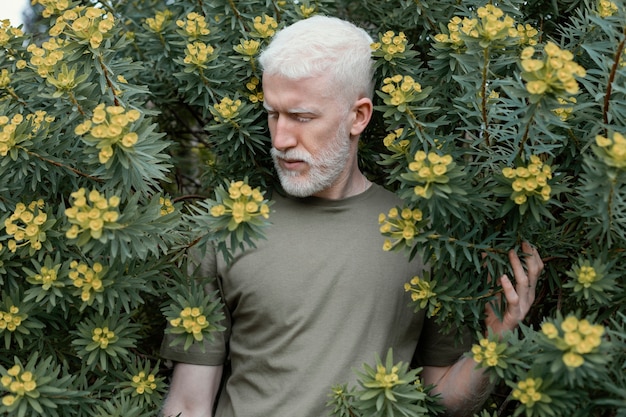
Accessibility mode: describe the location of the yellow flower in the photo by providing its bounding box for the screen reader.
[562,351,584,368]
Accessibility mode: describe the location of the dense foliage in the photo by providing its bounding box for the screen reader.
[0,0,624,416]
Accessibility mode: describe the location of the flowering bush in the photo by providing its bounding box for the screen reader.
[0,0,625,416]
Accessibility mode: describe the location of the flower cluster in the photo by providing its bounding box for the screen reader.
[50,6,115,49]
[69,260,107,303]
[145,9,173,33]
[234,39,261,57]
[379,206,423,251]
[597,0,619,17]
[501,155,553,205]
[176,12,211,38]
[169,307,210,342]
[31,0,70,18]
[299,4,316,18]
[371,31,408,61]
[0,111,54,157]
[1,364,37,407]
[245,77,263,103]
[372,365,400,389]
[251,15,278,38]
[383,128,410,156]
[27,265,60,291]
[406,151,454,198]
[553,96,577,121]
[541,316,605,368]
[595,131,626,169]
[403,275,437,310]
[183,41,215,68]
[512,377,548,408]
[74,103,142,164]
[380,74,422,108]
[46,63,80,93]
[65,188,121,241]
[0,306,25,333]
[131,371,158,395]
[91,326,117,349]
[0,20,23,47]
[210,180,270,230]
[471,337,507,368]
[575,264,597,288]
[211,96,242,123]
[521,42,587,97]
[26,37,65,78]
[434,5,535,49]
[4,200,47,253]
[0,69,10,89]
[159,197,175,216]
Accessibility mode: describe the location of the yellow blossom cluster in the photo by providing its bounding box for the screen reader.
[541,316,605,368]
[372,365,400,389]
[371,31,408,61]
[521,42,586,96]
[145,9,173,33]
[471,338,505,367]
[4,200,47,253]
[169,307,210,342]
[1,364,37,407]
[234,39,261,57]
[0,111,54,157]
[31,0,70,18]
[0,20,23,46]
[553,96,577,121]
[380,74,422,108]
[26,37,65,78]
[131,371,158,395]
[299,4,316,18]
[252,15,278,38]
[512,377,546,407]
[183,41,215,68]
[408,151,454,198]
[245,77,263,103]
[598,0,619,17]
[595,131,626,168]
[0,69,10,89]
[379,206,423,251]
[383,128,410,156]
[74,103,141,164]
[92,326,117,349]
[576,264,597,288]
[176,12,211,38]
[403,275,437,305]
[210,181,270,230]
[502,155,553,205]
[69,260,107,303]
[49,6,115,49]
[434,5,536,49]
[160,197,175,216]
[0,305,25,333]
[65,188,121,240]
[211,97,242,122]
[28,265,60,291]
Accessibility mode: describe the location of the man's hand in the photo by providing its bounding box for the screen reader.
[485,241,544,335]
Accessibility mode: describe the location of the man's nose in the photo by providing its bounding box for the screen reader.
[271,116,297,152]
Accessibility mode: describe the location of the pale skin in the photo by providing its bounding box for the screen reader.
[161,73,545,417]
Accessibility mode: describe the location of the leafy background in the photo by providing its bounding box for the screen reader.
[0,0,624,416]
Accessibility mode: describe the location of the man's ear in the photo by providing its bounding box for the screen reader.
[350,97,373,137]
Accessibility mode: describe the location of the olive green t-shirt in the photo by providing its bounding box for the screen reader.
[160,184,471,416]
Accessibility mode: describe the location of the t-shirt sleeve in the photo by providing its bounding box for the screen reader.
[411,316,474,367]
[159,245,231,366]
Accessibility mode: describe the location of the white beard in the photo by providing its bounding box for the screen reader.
[271,127,351,198]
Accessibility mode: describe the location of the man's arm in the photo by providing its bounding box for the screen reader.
[161,363,223,417]
[422,242,544,417]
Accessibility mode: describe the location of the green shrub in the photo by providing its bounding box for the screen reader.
[0,0,624,416]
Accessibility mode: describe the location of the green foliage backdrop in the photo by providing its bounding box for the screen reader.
[0,0,624,416]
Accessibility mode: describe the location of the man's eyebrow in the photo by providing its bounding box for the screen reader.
[262,104,318,115]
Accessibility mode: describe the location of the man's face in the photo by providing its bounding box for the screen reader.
[262,73,355,198]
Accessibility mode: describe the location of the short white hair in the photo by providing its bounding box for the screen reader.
[259,15,375,103]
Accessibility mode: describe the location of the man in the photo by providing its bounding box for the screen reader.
[160,15,543,417]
